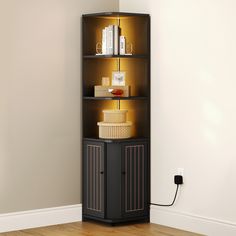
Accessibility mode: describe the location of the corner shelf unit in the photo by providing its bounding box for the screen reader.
[82,12,150,224]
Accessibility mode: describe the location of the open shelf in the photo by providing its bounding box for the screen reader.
[83,14,149,55]
[83,58,149,97]
[83,99,150,138]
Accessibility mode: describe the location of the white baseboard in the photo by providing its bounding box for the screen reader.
[0,204,82,233]
[150,205,236,236]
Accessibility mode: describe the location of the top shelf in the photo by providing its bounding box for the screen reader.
[82,12,150,19]
[83,54,149,59]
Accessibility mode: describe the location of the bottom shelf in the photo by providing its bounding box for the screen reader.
[82,214,150,224]
[83,137,149,143]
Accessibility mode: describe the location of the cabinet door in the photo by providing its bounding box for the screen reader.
[83,141,105,218]
[122,142,149,218]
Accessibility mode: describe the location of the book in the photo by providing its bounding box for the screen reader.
[105,27,109,54]
[106,25,113,55]
[101,25,120,55]
[102,28,107,54]
[113,25,119,55]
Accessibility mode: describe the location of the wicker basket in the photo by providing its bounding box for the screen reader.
[97,121,132,139]
[103,109,128,123]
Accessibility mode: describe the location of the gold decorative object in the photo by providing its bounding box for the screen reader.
[96,42,102,54]
[126,42,133,54]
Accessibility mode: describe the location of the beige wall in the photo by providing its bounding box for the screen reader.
[0,0,118,214]
[120,0,236,235]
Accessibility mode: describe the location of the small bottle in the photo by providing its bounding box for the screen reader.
[119,36,126,55]
[102,77,110,86]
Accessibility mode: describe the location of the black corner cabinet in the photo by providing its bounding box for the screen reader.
[82,12,150,224]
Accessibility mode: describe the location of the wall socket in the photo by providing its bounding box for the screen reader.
[177,168,184,177]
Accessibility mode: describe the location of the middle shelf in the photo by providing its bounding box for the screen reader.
[83,54,149,59]
[83,99,150,139]
[83,57,149,97]
[83,96,148,100]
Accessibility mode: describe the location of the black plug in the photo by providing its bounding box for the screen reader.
[174,175,183,185]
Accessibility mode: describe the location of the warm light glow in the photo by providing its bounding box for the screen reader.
[84,16,149,138]
[120,16,148,55]
[96,100,148,138]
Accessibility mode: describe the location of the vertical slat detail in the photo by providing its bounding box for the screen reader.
[134,146,136,210]
[125,146,128,212]
[138,146,140,209]
[86,144,102,212]
[129,147,132,211]
[125,144,145,212]
[142,146,145,209]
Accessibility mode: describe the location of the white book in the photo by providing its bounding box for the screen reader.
[102,28,107,54]
[105,27,109,54]
[113,25,119,55]
[120,36,126,55]
[107,25,113,55]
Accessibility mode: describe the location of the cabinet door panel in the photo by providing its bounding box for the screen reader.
[83,141,105,218]
[122,142,149,217]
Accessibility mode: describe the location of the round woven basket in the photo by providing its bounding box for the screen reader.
[97,121,132,139]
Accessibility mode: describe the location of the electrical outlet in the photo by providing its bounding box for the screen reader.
[177,168,184,177]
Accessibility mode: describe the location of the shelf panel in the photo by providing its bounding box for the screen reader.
[82,12,150,18]
[83,54,149,59]
[83,96,149,100]
[83,137,149,143]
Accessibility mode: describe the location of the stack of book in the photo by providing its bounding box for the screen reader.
[101,25,126,55]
